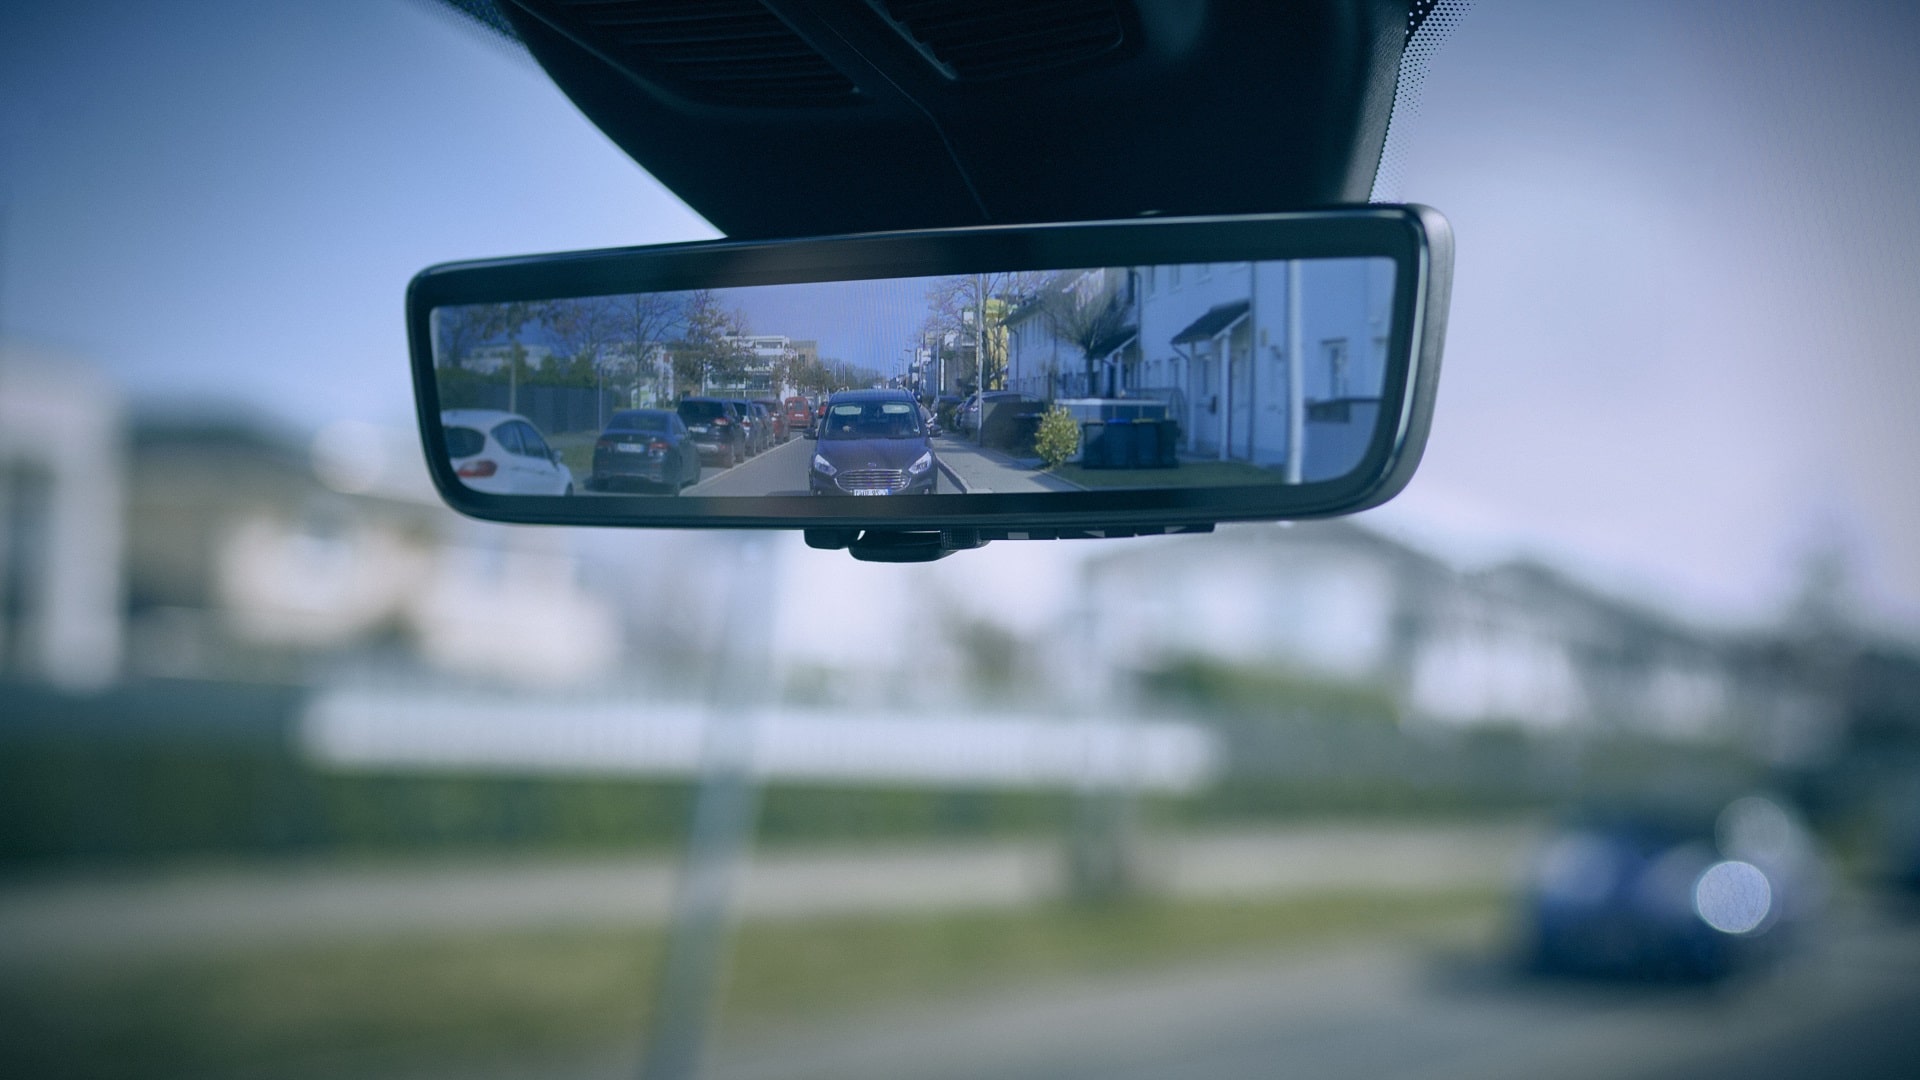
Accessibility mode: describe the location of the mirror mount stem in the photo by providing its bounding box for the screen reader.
[804,523,1216,562]
[806,528,990,563]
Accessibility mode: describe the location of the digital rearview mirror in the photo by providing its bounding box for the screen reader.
[408,208,1450,559]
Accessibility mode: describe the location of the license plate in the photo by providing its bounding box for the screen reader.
[615,443,646,453]
[851,488,889,496]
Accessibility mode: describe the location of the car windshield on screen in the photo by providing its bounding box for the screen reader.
[822,402,921,440]
[444,426,485,457]
[677,401,724,421]
[609,410,672,432]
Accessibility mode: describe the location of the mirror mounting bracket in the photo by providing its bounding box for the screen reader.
[805,528,988,563]
[804,524,1215,562]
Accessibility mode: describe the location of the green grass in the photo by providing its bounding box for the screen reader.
[548,431,599,482]
[0,889,1498,1079]
[1052,459,1289,488]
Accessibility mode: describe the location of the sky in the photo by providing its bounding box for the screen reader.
[1,0,1916,637]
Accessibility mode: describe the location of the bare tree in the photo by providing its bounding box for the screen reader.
[1036,269,1131,398]
[920,271,1049,392]
[605,292,683,403]
[674,290,753,395]
[434,301,533,371]
[538,298,622,423]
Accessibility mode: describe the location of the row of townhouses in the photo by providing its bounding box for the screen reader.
[1002,258,1395,481]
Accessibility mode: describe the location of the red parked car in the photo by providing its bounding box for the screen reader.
[784,395,815,435]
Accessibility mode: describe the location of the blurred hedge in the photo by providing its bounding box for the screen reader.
[0,681,1075,870]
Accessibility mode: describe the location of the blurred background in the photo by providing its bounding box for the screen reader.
[4,2,1920,1078]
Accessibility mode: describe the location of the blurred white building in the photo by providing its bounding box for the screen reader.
[0,343,630,693]
[1079,521,1775,747]
[0,342,126,690]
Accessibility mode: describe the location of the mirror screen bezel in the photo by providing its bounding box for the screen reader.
[407,207,1449,531]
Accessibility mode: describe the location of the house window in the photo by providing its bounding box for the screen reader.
[1323,338,1350,398]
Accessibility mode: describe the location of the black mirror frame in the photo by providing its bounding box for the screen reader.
[408,206,1451,533]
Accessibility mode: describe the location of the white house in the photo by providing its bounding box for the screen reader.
[1134,257,1394,479]
[0,343,125,690]
[1075,521,1773,746]
[464,342,557,374]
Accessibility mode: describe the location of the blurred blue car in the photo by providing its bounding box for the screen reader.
[1519,795,1824,981]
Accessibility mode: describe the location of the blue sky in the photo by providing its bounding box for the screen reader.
[2,0,1916,634]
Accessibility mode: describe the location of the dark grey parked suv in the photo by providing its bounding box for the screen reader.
[675,397,747,466]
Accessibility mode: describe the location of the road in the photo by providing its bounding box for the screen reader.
[11,824,1919,1080]
[578,431,1084,498]
[683,436,960,496]
[698,905,1920,1080]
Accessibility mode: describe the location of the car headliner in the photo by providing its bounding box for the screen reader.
[437,0,1434,238]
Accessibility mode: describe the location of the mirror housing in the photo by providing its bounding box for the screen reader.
[408,207,1450,554]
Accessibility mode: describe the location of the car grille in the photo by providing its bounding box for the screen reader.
[835,468,908,492]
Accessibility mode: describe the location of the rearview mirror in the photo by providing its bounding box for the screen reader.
[408,208,1450,558]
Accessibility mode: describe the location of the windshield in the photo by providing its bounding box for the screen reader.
[607,410,672,432]
[444,425,485,457]
[819,400,923,440]
[4,5,1919,1080]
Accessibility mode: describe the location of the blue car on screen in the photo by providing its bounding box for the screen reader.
[808,389,938,495]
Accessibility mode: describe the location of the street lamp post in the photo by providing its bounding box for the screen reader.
[975,273,986,445]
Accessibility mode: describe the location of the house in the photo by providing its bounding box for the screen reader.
[1134,257,1394,478]
[1074,520,1823,755]
[463,342,557,374]
[1003,268,1138,401]
[0,343,125,690]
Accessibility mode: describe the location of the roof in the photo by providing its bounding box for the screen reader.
[440,408,526,425]
[456,2,1416,238]
[1090,326,1139,358]
[1170,301,1251,345]
[1000,300,1047,328]
[829,388,916,401]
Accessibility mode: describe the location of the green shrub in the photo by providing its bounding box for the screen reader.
[1033,405,1081,469]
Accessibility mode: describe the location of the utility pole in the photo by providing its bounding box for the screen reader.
[639,534,780,1080]
[975,274,987,445]
[1285,260,1305,484]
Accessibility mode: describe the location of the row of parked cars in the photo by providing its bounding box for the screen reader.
[443,395,822,497]
[592,394,818,494]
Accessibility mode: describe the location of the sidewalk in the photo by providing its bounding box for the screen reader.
[0,823,1535,959]
[933,436,1084,494]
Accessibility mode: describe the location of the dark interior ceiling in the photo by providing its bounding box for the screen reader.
[455,1,1420,239]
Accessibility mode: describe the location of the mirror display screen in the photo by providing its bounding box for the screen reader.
[428,258,1395,500]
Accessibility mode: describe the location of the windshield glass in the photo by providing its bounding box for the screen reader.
[607,410,671,432]
[443,425,485,457]
[6,5,1920,1080]
[820,401,922,440]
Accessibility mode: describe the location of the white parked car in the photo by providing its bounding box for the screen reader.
[440,409,573,496]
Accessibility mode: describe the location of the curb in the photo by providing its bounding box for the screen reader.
[935,459,970,494]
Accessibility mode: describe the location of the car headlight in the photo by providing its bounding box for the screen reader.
[907,451,933,475]
[812,454,836,475]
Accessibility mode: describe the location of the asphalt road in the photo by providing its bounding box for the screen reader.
[686,435,956,496]
[701,905,1920,1080]
[373,897,1920,1080]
